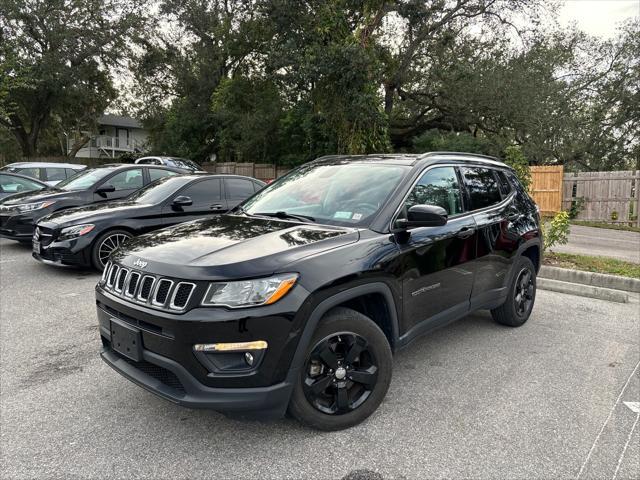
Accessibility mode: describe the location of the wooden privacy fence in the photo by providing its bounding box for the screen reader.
[530,166,564,215]
[562,170,640,227]
[204,162,291,182]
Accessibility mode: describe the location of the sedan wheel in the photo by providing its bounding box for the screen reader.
[91,230,133,271]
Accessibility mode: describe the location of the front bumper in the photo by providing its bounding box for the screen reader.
[96,284,312,415]
[0,212,39,240]
[32,236,93,267]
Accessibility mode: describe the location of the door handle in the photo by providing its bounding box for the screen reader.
[457,227,475,239]
[210,204,223,210]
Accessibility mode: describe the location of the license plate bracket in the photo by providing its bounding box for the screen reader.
[110,318,142,362]
[32,240,40,254]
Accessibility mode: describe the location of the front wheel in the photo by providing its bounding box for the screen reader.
[288,307,392,431]
[91,229,133,271]
[491,256,537,327]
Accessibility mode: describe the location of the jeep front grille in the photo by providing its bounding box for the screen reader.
[100,264,196,312]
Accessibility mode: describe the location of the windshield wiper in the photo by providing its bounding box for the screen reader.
[255,211,316,223]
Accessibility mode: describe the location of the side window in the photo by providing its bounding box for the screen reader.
[495,170,512,197]
[403,166,464,216]
[178,179,221,204]
[106,168,144,191]
[16,168,41,180]
[137,158,158,165]
[149,168,178,182]
[460,167,502,210]
[45,168,67,182]
[225,178,255,199]
[65,168,79,178]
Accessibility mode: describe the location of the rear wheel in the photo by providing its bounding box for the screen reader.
[288,307,392,431]
[491,256,536,327]
[91,229,133,271]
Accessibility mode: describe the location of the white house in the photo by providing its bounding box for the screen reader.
[72,115,150,158]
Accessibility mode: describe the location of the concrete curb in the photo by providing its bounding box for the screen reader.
[537,277,629,303]
[539,265,640,293]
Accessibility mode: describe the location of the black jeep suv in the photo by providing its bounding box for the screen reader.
[96,152,541,430]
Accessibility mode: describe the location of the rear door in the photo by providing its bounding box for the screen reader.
[162,177,225,226]
[396,166,477,339]
[460,166,519,309]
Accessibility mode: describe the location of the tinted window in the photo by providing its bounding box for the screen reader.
[169,158,201,171]
[149,168,178,181]
[179,178,221,204]
[225,178,255,199]
[65,168,80,178]
[107,169,144,191]
[403,167,464,216]
[496,170,512,196]
[137,158,160,165]
[461,167,502,210]
[45,167,67,182]
[15,167,42,180]
[128,176,192,204]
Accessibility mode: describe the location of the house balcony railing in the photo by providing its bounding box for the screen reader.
[90,135,142,151]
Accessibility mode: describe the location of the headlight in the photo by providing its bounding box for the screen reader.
[58,224,95,240]
[16,201,56,212]
[201,273,298,308]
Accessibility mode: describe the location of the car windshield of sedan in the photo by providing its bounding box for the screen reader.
[55,168,114,191]
[241,163,409,226]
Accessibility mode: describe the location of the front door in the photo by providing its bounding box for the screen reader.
[162,178,227,226]
[396,166,476,340]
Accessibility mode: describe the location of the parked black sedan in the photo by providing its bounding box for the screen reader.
[0,172,48,199]
[33,174,265,270]
[0,164,184,243]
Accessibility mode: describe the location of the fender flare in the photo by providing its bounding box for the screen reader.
[285,282,400,384]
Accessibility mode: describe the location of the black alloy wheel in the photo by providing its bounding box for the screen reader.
[491,255,537,327]
[303,332,378,415]
[514,267,534,317]
[91,229,133,271]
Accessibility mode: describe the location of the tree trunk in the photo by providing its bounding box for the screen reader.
[66,133,91,159]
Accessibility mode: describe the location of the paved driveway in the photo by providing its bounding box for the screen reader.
[554,225,640,263]
[1,238,639,479]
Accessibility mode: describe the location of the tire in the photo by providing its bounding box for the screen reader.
[491,256,537,327]
[91,229,133,271]
[288,307,392,431]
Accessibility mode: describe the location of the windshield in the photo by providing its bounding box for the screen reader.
[169,158,201,171]
[0,174,45,193]
[126,176,190,204]
[55,168,114,191]
[241,163,409,226]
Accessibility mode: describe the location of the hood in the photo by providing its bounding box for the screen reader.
[111,215,360,280]
[38,200,146,226]
[0,188,73,206]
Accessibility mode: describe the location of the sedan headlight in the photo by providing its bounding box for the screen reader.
[58,224,95,240]
[201,273,298,308]
[16,201,56,212]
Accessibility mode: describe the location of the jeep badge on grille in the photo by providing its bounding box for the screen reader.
[133,259,148,269]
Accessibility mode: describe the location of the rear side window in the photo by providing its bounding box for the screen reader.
[45,168,67,182]
[495,170,512,196]
[179,178,221,204]
[225,178,255,199]
[460,167,502,210]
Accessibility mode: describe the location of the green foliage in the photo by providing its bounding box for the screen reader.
[542,211,571,252]
[568,197,585,219]
[503,145,532,192]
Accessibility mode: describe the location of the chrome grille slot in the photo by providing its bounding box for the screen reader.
[125,272,141,297]
[153,279,173,306]
[137,275,155,302]
[101,261,112,282]
[115,268,128,292]
[107,265,119,287]
[169,282,195,310]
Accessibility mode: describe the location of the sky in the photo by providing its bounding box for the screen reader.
[558,0,639,38]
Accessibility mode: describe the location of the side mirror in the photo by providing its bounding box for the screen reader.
[172,195,193,208]
[95,184,116,195]
[396,205,448,230]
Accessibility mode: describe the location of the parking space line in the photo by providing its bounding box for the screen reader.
[611,413,639,480]
[576,360,640,479]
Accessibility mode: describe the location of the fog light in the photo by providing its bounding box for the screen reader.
[193,340,268,352]
[245,352,254,366]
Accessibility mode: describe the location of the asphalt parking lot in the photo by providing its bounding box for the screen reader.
[1,237,639,480]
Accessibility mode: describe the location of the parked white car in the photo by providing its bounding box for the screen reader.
[134,156,205,173]
[0,162,87,186]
